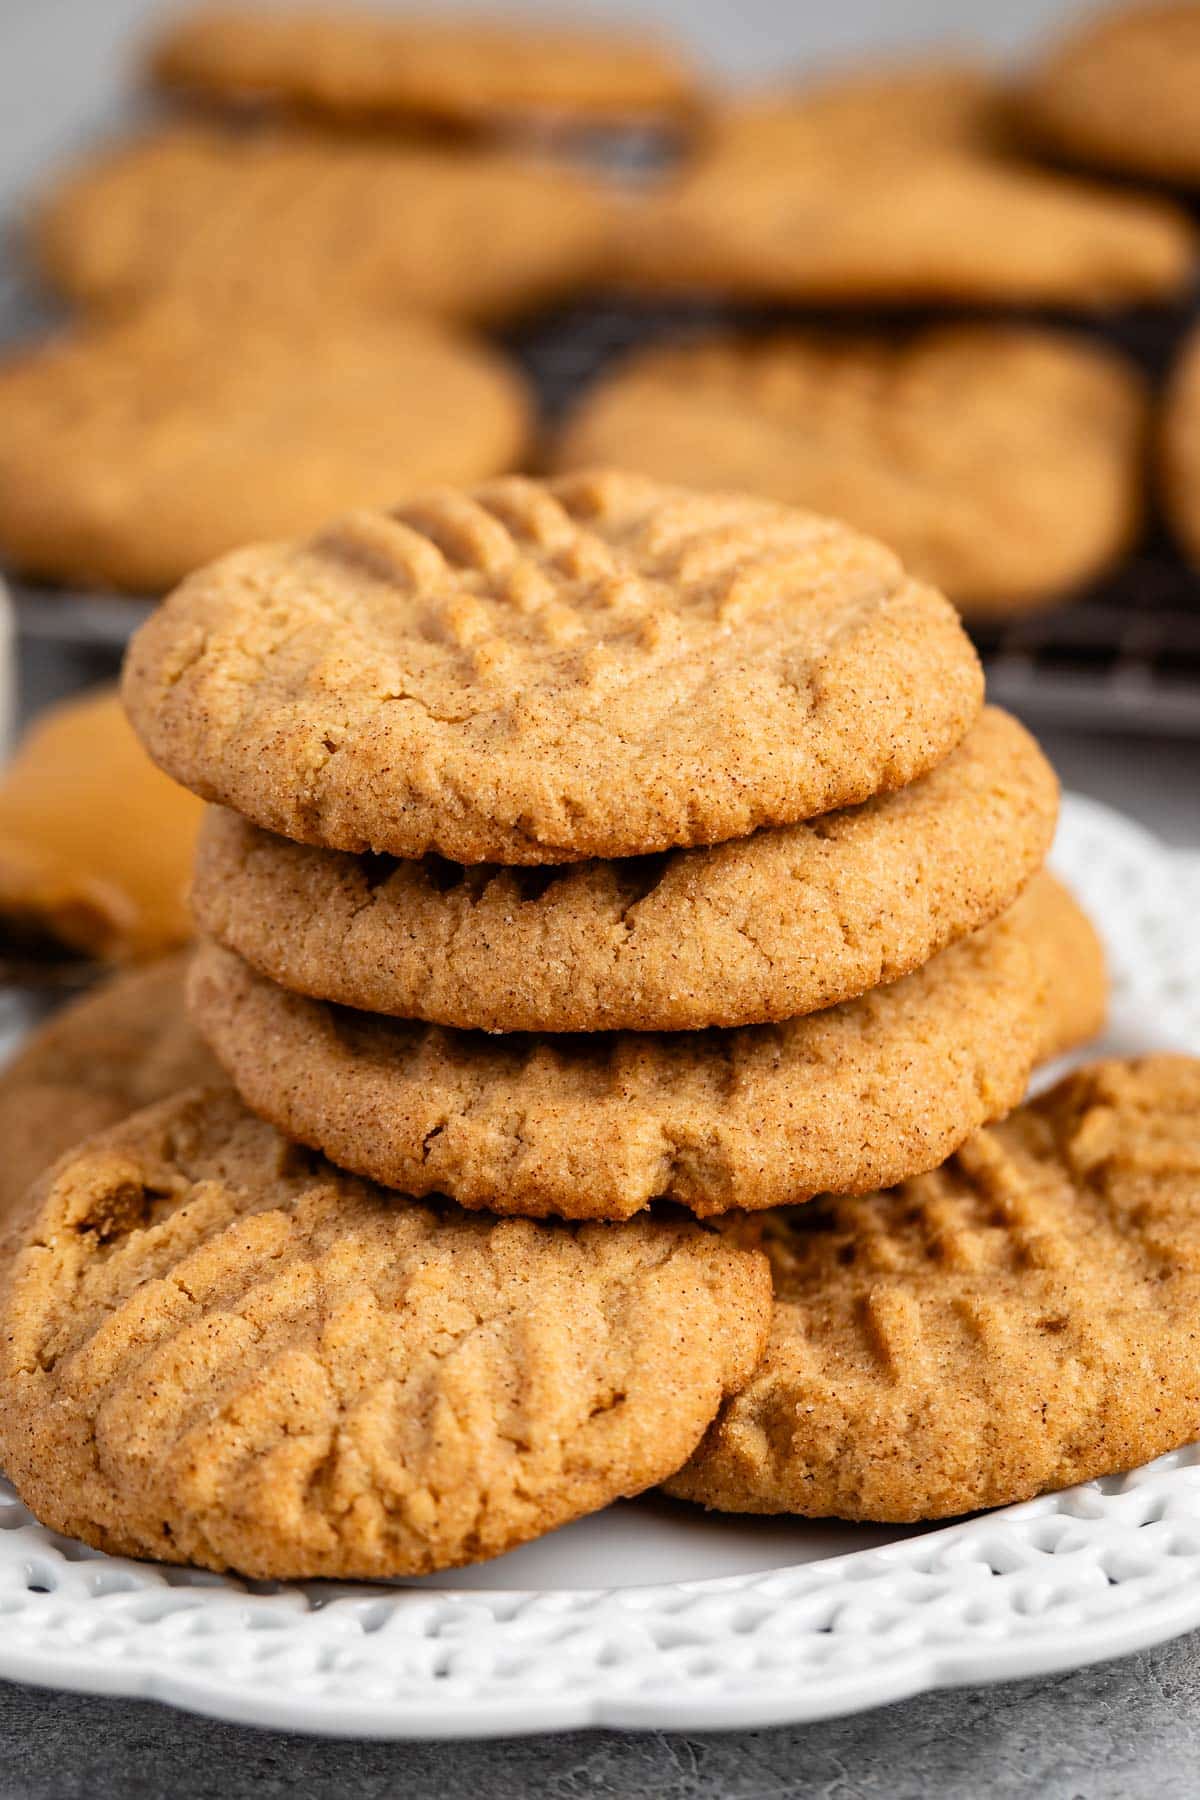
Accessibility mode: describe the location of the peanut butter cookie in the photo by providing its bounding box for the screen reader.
[1018,3,1200,186]
[0,955,220,1223]
[1161,322,1200,567]
[186,874,1106,1221]
[124,471,983,865]
[614,58,1194,307]
[704,61,1002,165]
[0,302,531,593]
[147,5,699,134]
[555,328,1148,616]
[190,708,1057,1033]
[666,1056,1200,1520]
[0,1087,771,1578]
[0,688,201,962]
[33,126,614,324]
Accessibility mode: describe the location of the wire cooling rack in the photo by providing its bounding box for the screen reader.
[5,235,1200,732]
[507,290,1200,738]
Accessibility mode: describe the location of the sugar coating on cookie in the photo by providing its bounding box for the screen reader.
[191,708,1058,1033]
[0,1088,771,1579]
[666,1056,1200,1520]
[0,303,531,594]
[123,470,983,864]
[33,126,614,323]
[0,956,220,1225]
[147,4,700,132]
[1017,2,1200,186]
[186,874,1106,1221]
[555,329,1148,616]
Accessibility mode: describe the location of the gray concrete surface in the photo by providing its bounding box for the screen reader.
[3,1628,1200,1799]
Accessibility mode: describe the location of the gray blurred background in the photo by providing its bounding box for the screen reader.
[0,0,1095,204]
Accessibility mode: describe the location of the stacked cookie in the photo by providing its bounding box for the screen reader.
[0,469,1137,1582]
[120,468,1100,1221]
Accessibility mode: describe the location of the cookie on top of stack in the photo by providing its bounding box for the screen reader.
[1,467,1153,1585]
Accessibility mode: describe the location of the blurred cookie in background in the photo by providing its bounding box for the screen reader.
[0,955,220,1225]
[0,300,531,592]
[31,125,616,323]
[555,326,1148,616]
[146,3,702,138]
[0,689,201,964]
[1017,2,1200,187]
[1161,322,1200,568]
[190,708,1058,1033]
[698,58,1005,166]
[0,578,13,757]
[614,60,1196,308]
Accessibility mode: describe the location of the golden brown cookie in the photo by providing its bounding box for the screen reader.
[702,60,1004,166]
[0,688,202,962]
[1017,3,1200,186]
[613,59,1195,308]
[0,955,220,1223]
[554,328,1148,617]
[32,125,614,324]
[0,301,531,594]
[0,1087,771,1578]
[190,708,1057,1034]
[666,1056,1200,1521]
[1161,323,1200,567]
[147,4,699,134]
[186,873,1106,1222]
[1033,870,1110,1063]
[124,470,983,866]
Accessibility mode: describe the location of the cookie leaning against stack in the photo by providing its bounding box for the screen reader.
[0,467,1121,1582]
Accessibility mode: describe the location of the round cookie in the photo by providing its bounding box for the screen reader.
[666,1055,1200,1521]
[0,687,201,962]
[699,61,1005,169]
[0,303,530,594]
[1161,323,1200,568]
[1033,872,1113,1064]
[186,873,1107,1222]
[614,82,1195,309]
[555,329,1148,617]
[1017,3,1200,187]
[0,956,221,1224]
[147,5,699,134]
[191,708,1058,1034]
[32,126,614,324]
[0,1087,771,1579]
[124,470,984,865]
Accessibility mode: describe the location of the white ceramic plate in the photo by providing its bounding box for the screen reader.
[0,792,1197,1740]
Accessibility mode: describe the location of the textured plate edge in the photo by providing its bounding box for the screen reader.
[0,791,1197,1739]
[6,1552,1200,1741]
